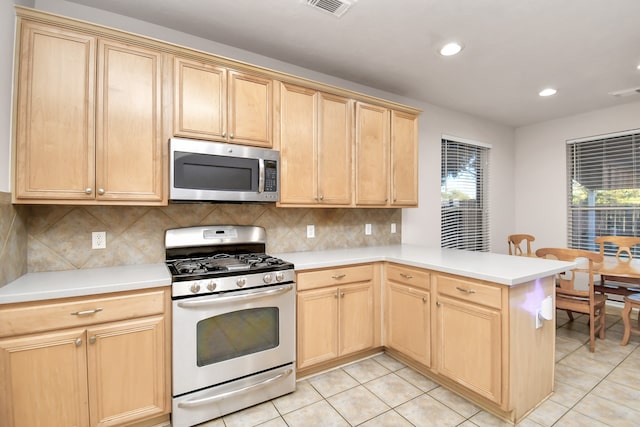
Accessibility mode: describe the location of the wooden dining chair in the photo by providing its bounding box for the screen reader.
[508,234,535,256]
[594,235,640,296]
[535,247,606,352]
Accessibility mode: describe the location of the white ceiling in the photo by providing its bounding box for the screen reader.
[63,0,640,127]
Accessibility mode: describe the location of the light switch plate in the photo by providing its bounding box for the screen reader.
[306,225,315,239]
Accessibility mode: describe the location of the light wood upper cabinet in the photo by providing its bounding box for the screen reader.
[174,57,272,147]
[355,102,389,205]
[14,21,165,204]
[355,102,419,207]
[278,82,352,206]
[390,110,419,206]
[15,22,96,201]
[96,40,163,203]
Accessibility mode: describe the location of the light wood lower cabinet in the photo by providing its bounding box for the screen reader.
[296,264,377,370]
[385,263,431,367]
[0,288,170,427]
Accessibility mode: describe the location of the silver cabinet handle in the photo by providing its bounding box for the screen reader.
[75,338,82,346]
[97,188,105,195]
[340,292,345,298]
[177,285,293,308]
[319,195,324,200]
[85,188,92,194]
[89,336,96,344]
[230,133,234,139]
[71,308,103,316]
[456,286,476,294]
[331,274,346,280]
[422,297,427,303]
[400,273,413,279]
[222,131,226,138]
[178,369,293,408]
[436,301,441,307]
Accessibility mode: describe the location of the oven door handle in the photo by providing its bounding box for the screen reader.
[177,368,293,408]
[176,284,294,308]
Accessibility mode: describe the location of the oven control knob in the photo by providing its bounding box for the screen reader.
[263,274,273,284]
[207,281,217,292]
[190,283,201,294]
[236,278,247,288]
[275,272,285,282]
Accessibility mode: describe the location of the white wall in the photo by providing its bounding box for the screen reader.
[18,0,516,252]
[514,101,640,249]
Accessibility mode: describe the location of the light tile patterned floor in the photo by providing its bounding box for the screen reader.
[195,310,640,427]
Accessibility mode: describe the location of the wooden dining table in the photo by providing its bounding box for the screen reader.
[594,256,640,296]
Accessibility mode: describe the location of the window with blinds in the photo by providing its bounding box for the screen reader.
[441,137,490,251]
[567,130,640,256]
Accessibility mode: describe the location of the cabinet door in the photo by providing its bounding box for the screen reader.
[318,93,352,205]
[279,83,318,205]
[0,329,89,427]
[96,39,164,203]
[436,294,501,403]
[355,102,389,205]
[228,71,272,147]
[386,283,430,367]
[390,111,418,206]
[339,282,374,356]
[174,57,226,140]
[87,316,166,426]
[297,287,338,369]
[15,22,96,201]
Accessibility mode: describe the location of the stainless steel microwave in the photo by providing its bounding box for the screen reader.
[169,138,279,202]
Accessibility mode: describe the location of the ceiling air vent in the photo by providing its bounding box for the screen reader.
[608,87,640,97]
[306,0,353,18]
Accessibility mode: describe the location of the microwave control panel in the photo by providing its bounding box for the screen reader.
[264,160,278,192]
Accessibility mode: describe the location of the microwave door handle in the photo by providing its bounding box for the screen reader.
[258,158,265,193]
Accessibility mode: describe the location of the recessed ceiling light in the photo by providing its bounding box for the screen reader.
[539,88,557,97]
[440,42,463,56]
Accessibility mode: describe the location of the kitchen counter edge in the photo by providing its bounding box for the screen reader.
[274,244,575,287]
[0,263,171,305]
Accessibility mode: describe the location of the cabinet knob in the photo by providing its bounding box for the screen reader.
[75,338,82,347]
[340,292,345,298]
[334,291,338,298]
[230,133,235,139]
[97,188,105,195]
[222,132,226,138]
[422,297,427,303]
[85,188,92,194]
[89,336,96,344]
[319,195,324,201]
[436,301,441,307]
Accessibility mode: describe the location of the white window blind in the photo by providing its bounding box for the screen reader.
[567,130,640,256]
[441,137,490,251]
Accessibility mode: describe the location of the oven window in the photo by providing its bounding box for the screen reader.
[196,307,279,366]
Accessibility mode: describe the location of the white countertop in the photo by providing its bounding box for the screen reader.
[0,263,171,304]
[274,244,574,286]
[0,245,574,305]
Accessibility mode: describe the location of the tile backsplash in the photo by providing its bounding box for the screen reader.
[26,203,402,272]
[0,192,27,286]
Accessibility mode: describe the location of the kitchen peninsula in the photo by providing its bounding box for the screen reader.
[0,245,572,425]
[276,244,573,424]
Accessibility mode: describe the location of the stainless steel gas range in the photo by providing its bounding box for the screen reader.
[166,225,296,427]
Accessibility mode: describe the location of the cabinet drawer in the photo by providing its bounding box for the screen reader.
[437,275,501,309]
[297,264,373,291]
[0,288,168,337]
[386,263,430,290]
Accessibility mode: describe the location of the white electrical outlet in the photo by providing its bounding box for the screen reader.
[92,231,106,249]
[306,225,315,239]
[365,224,372,235]
[391,223,397,234]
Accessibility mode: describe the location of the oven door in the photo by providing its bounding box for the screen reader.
[172,282,295,396]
